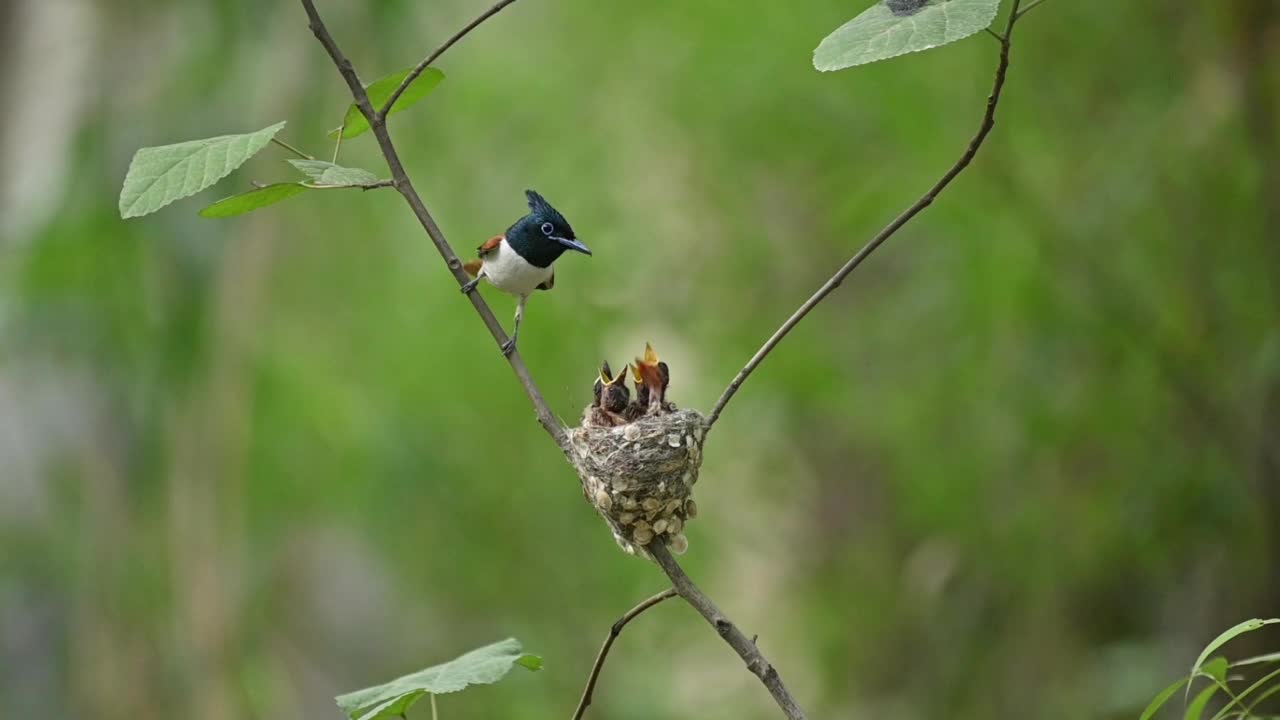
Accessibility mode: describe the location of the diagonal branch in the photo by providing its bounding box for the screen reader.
[706,0,1026,431]
[299,0,569,451]
[572,588,678,720]
[649,542,807,719]
[378,0,522,121]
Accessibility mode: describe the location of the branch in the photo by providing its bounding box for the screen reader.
[648,542,807,720]
[572,588,678,720]
[378,0,522,120]
[298,0,569,451]
[705,0,1026,430]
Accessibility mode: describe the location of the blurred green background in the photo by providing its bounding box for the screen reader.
[2,0,1279,718]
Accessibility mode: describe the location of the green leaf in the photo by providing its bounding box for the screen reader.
[334,638,541,720]
[1140,676,1190,720]
[1200,657,1229,683]
[120,121,286,218]
[1211,667,1280,720]
[334,68,445,139]
[198,183,310,218]
[287,160,381,186]
[813,0,1001,72]
[1189,620,1280,699]
[1233,651,1280,668]
[1185,684,1219,720]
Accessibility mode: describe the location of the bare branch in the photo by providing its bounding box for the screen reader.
[648,542,807,720]
[378,0,522,121]
[706,0,1026,431]
[299,0,569,450]
[572,588,678,720]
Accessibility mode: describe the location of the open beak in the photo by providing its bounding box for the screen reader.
[554,236,591,256]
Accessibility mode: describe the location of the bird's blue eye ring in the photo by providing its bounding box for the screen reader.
[540,222,554,236]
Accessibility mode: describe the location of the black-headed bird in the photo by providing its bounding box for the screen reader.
[462,190,590,355]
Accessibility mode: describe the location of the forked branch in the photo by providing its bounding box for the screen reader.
[706,0,1027,430]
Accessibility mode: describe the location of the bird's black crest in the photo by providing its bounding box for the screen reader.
[524,189,575,239]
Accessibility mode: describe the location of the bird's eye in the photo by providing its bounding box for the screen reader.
[540,222,554,236]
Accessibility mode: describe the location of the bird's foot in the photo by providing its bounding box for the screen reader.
[501,339,517,357]
[460,277,481,294]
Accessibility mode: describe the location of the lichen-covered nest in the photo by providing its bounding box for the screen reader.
[570,408,707,556]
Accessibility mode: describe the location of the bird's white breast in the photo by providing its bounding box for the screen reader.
[482,238,554,296]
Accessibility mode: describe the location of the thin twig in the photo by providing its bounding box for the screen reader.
[705,0,1026,430]
[572,589,677,720]
[299,0,569,451]
[271,136,314,160]
[649,542,807,720]
[377,0,522,120]
[1015,0,1048,20]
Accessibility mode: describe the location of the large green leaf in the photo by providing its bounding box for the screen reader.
[119,121,286,218]
[335,68,445,139]
[287,160,381,186]
[334,638,541,720]
[198,183,310,218]
[813,0,1001,72]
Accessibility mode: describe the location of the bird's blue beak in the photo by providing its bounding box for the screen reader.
[555,236,591,256]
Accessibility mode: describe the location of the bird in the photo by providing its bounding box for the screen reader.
[588,361,631,427]
[629,343,672,418]
[461,190,591,356]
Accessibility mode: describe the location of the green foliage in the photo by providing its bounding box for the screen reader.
[287,160,382,186]
[335,68,446,139]
[198,182,310,218]
[118,121,286,218]
[334,639,541,720]
[1142,619,1280,719]
[813,0,1001,71]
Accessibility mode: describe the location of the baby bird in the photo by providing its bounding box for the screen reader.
[630,343,673,418]
[587,361,631,427]
[462,190,590,356]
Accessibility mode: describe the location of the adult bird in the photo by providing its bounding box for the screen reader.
[462,190,591,356]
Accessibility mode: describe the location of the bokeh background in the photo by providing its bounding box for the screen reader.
[2,1,1279,718]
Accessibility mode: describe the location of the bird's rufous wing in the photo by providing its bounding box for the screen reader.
[477,235,503,256]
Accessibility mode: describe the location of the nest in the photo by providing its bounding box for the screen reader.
[570,408,707,557]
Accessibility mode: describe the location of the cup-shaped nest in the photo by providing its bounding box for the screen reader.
[570,408,707,556]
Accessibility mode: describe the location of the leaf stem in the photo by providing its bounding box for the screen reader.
[430,694,438,720]
[270,137,314,160]
[332,122,345,164]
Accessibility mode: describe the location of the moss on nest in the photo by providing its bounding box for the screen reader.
[570,408,707,556]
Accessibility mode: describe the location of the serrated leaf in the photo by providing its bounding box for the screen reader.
[198,183,310,218]
[120,121,286,218]
[334,68,445,139]
[287,160,381,186]
[813,0,1001,72]
[1189,619,1280,700]
[334,638,540,720]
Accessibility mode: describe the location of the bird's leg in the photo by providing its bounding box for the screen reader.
[460,275,482,294]
[501,294,528,357]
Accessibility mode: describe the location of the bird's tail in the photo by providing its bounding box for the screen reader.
[462,259,482,277]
